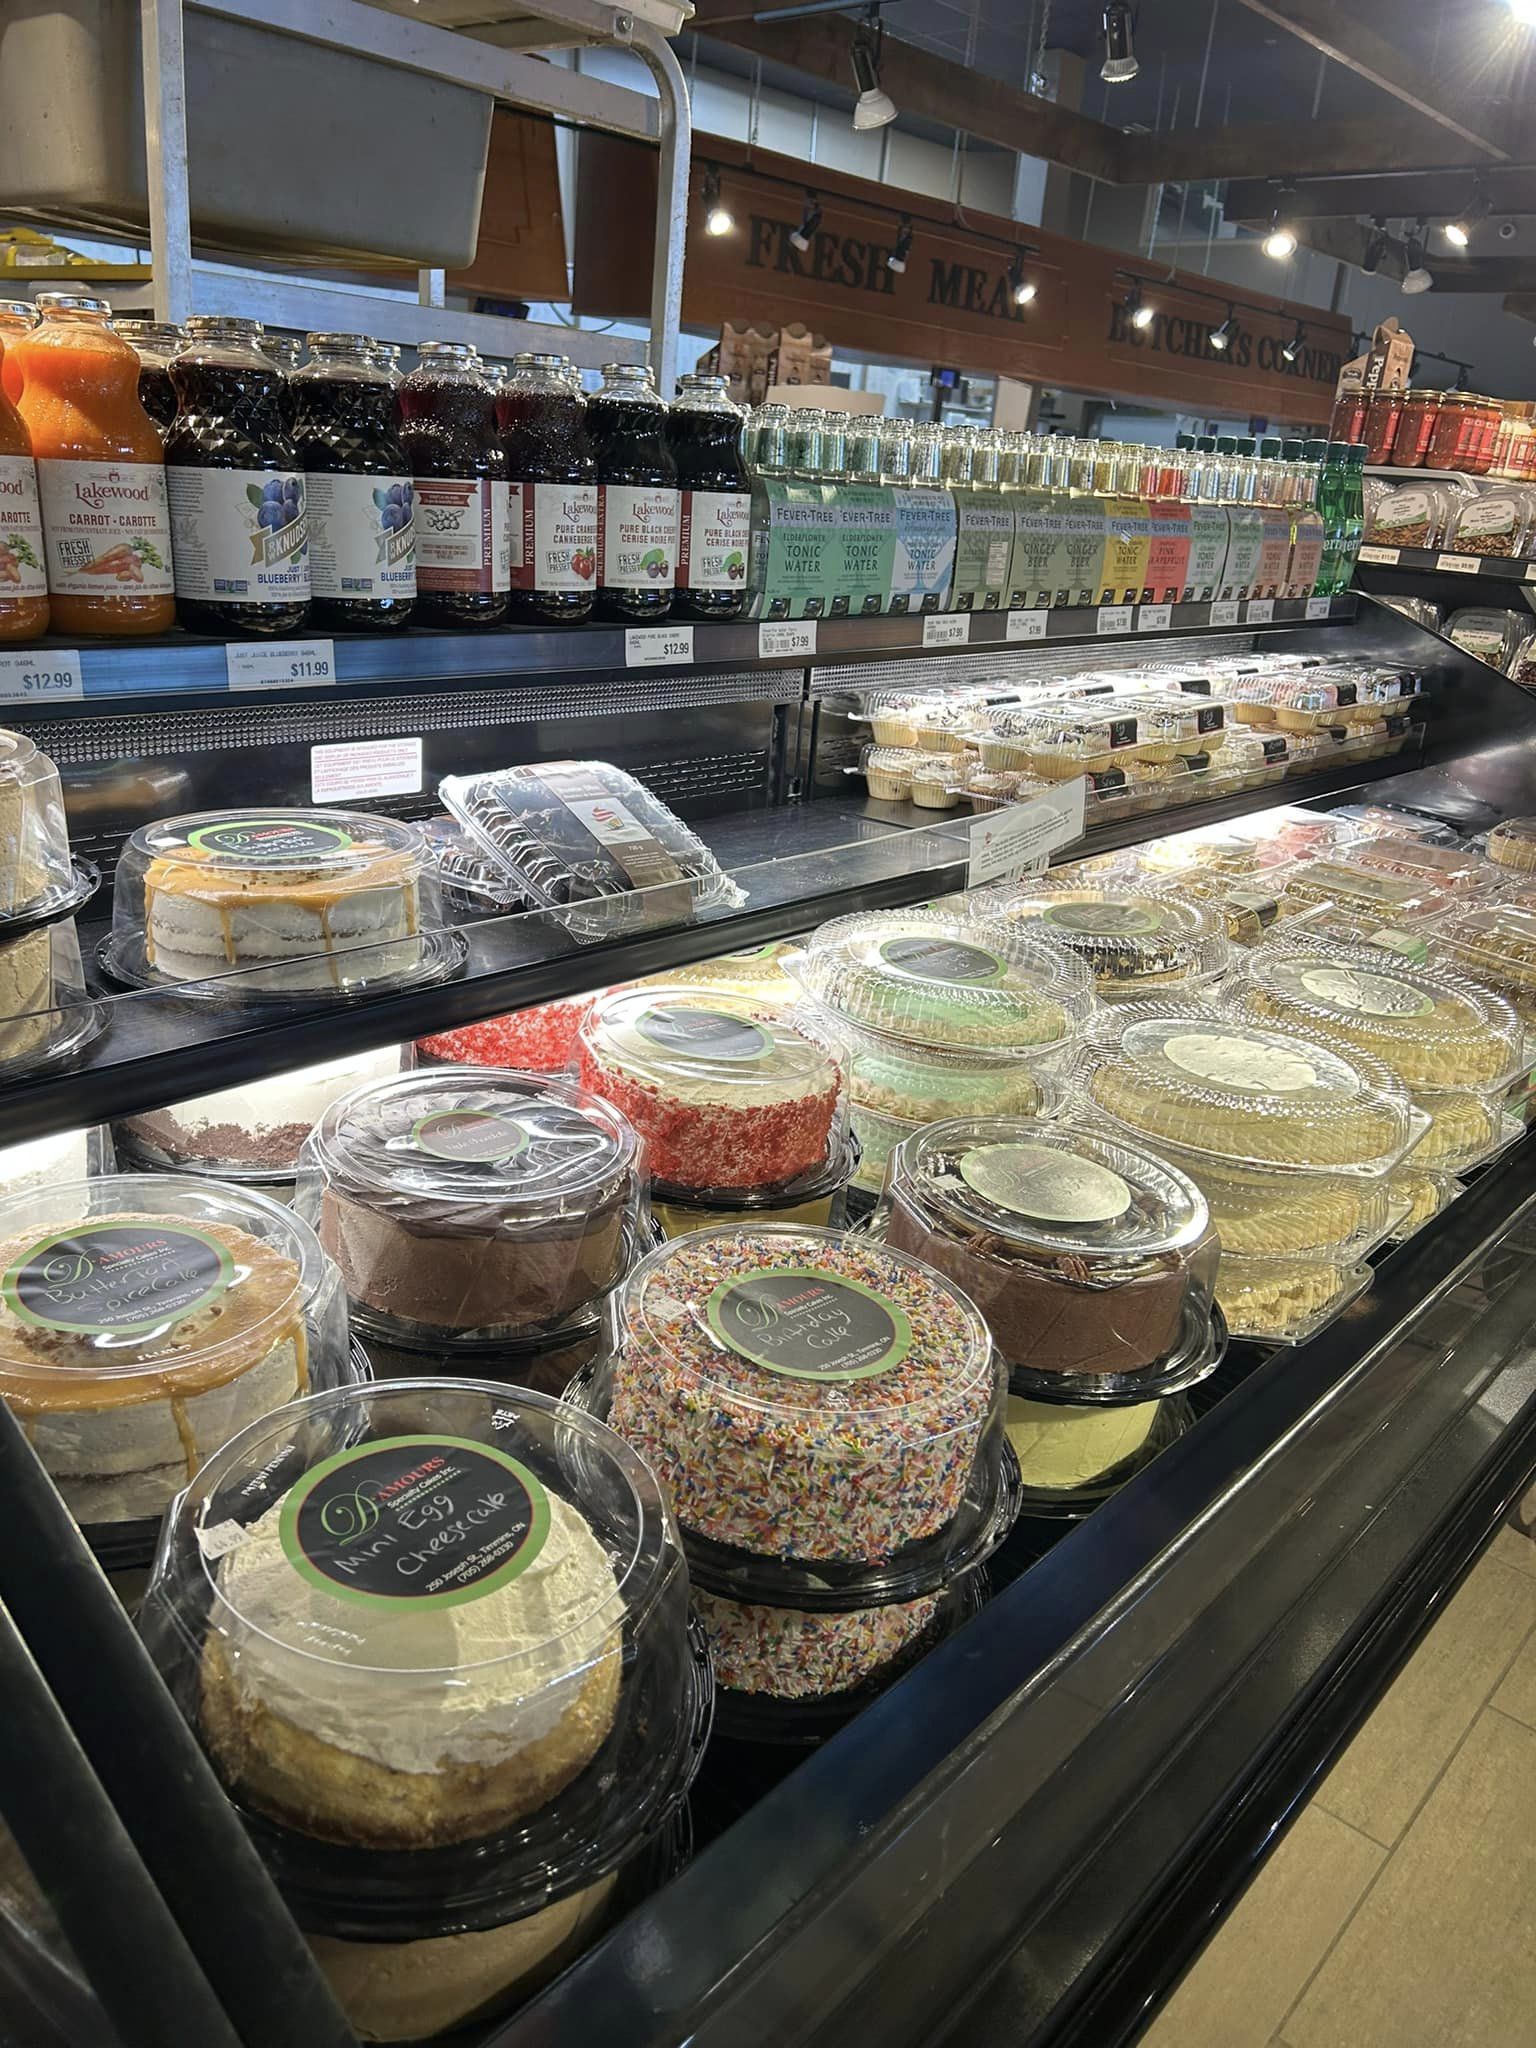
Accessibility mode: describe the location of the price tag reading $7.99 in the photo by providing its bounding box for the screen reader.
[0,650,83,703]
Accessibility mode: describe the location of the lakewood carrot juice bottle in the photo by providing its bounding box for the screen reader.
[0,303,38,407]
[14,293,175,636]
[0,336,49,642]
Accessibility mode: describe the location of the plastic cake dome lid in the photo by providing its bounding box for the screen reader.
[1276,857,1457,926]
[0,1175,319,1400]
[126,808,428,885]
[1231,945,1527,1089]
[1076,1003,1418,1175]
[616,1223,994,1428]
[303,1068,640,1217]
[785,908,1095,1052]
[887,1117,1211,1265]
[0,729,77,918]
[1348,834,1505,903]
[981,884,1232,993]
[1486,817,1536,864]
[581,986,843,1102]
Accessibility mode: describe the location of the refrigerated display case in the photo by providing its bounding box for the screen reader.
[3,590,1536,2048]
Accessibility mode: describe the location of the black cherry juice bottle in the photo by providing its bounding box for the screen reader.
[669,372,750,621]
[398,340,507,627]
[499,350,597,625]
[588,362,678,623]
[293,333,415,631]
[110,319,183,433]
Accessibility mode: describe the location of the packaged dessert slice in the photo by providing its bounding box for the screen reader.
[1484,817,1536,874]
[1430,900,1536,1024]
[1347,833,1507,907]
[976,882,1232,1004]
[297,1066,645,1348]
[1272,856,1461,932]
[784,907,1096,1056]
[137,1379,707,2042]
[439,760,743,943]
[0,1175,348,1531]
[1215,1253,1373,1346]
[0,730,91,928]
[107,809,445,997]
[876,1117,1220,1396]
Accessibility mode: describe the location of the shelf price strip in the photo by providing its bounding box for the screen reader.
[225,640,336,692]
[0,650,83,704]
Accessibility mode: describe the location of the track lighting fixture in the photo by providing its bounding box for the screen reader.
[1101,2,1138,84]
[790,192,822,254]
[1209,307,1235,352]
[1008,250,1037,307]
[1443,178,1491,249]
[702,164,734,238]
[1361,216,1389,274]
[850,8,896,131]
[1262,207,1297,260]
[1124,279,1154,331]
[1401,219,1434,295]
[1280,322,1305,366]
[887,216,913,274]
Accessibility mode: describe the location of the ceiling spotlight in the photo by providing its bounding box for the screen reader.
[1510,0,1536,25]
[1361,216,1389,274]
[1101,2,1138,84]
[790,192,823,255]
[1124,280,1154,331]
[1008,250,1037,307]
[887,216,913,274]
[1443,178,1492,249]
[1402,219,1434,294]
[1280,322,1305,366]
[701,164,734,238]
[850,8,897,131]
[1443,218,1470,249]
[1209,307,1235,352]
[1263,207,1297,260]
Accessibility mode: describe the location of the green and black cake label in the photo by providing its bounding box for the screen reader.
[279,1434,551,1610]
[411,1109,532,1165]
[879,935,1006,984]
[959,1142,1133,1226]
[636,1003,772,1062]
[4,1223,234,1334]
[1041,900,1165,938]
[184,817,356,863]
[707,1266,912,1382]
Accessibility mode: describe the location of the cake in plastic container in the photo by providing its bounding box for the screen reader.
[877,1118,1218,1386]
[0,730,81,923]
[784,907,1095,1054]
[0,1176,347,1525]
[415,995,602,1074]
[1485,817,1536,875]
[797,1001,1054,1124]
[136,1380,704,2042]
[849,1101,921,1194]
[604,1223,1000,1566]
[0,1125,99,1201]
[1388,1166,1462,1240]
[1003,1391,1184,1501]
[1130,1144,1406,1262]
[978,882,1231,1003]
[298,1067,643,1347]
[1431,901,1536,1024]
[693,1585,940,1706]
[1074,1005,1419,1175]
[1407,1089,1520,1172]
[109,809,437,995]
[440,760,743,942]
[1273,856,1460,932]
[1215,1254,1373,1345]
[116,1046,404,1177]
[0,918,102,1075]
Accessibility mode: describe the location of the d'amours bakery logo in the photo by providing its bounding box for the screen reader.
[707,1265,912,1382]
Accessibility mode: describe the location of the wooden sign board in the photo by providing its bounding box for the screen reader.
[448,109,568,303]
[573,134,1349,424]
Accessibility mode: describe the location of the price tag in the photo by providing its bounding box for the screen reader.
[758,620,817,659]
[1005,608,1048,642]
[922,613,971,649]
[0,650,83,704]
[967,777,1087,888]
[1246,598,1276,623]
[625,625,695,668]
[1137,603,1172,632]
[226,639,336,691]
[1096,605,1134,634]
[311,736,423,804]
[1209,601,1241,626]
[1524,563,1536,582]
[1305,596,1332,621]
[1436,552,1480,574]
[1358,545,1399,565]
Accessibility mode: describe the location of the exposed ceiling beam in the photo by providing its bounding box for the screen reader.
[1228,1,1512,161]
[1121,116,1482,187]
[1223,170,1536,223]
[1296,216,1536,293]
[1503,293,1536,324]
[689,1,1128,184]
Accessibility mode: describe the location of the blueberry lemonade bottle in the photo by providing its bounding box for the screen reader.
[397,340,507,628]
[500,350,597,625]
[669,372,750,622]
[589,362,680,622]
[292,332,415,632]
[165,315,310,637]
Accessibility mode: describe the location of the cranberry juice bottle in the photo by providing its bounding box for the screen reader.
[588,361,679,623]
[165,315,310,637]
[397,341,507,628]
[293,332,415,632]
[499,350,597,625]
[112,319,183,434]
[669,372,750,622]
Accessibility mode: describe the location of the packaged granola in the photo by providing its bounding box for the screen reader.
[1365,482,1458,552]
[1445,488,1536,561]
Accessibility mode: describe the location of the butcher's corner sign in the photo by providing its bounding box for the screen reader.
[574,134,1347,420]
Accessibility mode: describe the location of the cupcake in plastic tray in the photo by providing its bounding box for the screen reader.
[415,995,602,1075]
[978,702,1141,779]
[697,1571,985,1744]
[977,881,1232,1004]
[859,744,918,802]
[0,728,93,931]
[1484,817,1536,876]
[1407,1090,1522,1173]
[875,1117,1221,1396]
[597,1221,1008,1586]
[0,1175,349,1533]
[115,1046,405,1182]
[1071,1005,1421,1177]
[136,1380,709,2044]
[1386,1166,1463,1242]
[1226,944,1527,1094]
[1003,1389,1191,1516]
[908,753,968,810]
[577,985,847,1198]
[1222,676,1364,732]
[858,690,922,748]
[297,1066,644,1351]
[439,760,744,943]
[1214,731,1289,790]
[1109,693,1227,763]
[784,907,1095,1056]
[0,917,107,1078]
[1216,1255,1373,1347]
[1347,834,1507,908]
[963,765,1055,814]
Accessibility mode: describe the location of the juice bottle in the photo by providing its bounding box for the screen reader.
[828,413,895,618]
[260,333,305,433]
[499,350,598,626]
[293,331,415,632]
[398,340,507,628]
[14,292,175,637]
[948,425,1013,613]
[887,421,956,614]
[112,320,183,434]
[0,337,50,642]
[165,315,309,637]
[0,303,38,406]
[669,372,750,622]
[372,343,403,388]
[588,362,679,622]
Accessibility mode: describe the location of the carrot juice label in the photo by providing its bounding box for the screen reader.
[0,457,49,599]
[35,458,174,596]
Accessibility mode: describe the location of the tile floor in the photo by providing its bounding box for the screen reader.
[1141,1525,1536,2048]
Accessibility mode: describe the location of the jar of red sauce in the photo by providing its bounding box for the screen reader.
[1470,398,1502,475]
[1363,388,1404,464]
[1427,394,1485,473]
[1336,388,1370,445]
[1393,390,1441,468]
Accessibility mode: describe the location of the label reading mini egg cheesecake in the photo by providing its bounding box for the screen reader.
[1294,964,1435,1020]
[879,935,1006,984]
[279,1434,551,1609]
[184,817,355,863]
[960,1142,1133,1226]
[411,1109,531,1164]
[1042,900,1165,938]
[707,1266,912,1382]
[635,1004,771,1062]
[1161,1031,1320,1093]
[5,1223,233,1333]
